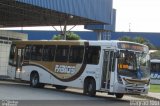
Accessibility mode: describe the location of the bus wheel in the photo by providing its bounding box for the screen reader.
[30,72,40,88]
[115,93,124,98]
[55,85,67,90]
[84,78,96,97]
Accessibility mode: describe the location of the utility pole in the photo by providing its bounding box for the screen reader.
[129,23,131,32]
[63,20,67,40]
[62,15,74,40]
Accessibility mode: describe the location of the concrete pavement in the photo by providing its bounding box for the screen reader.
[1,80,160,100]
[133,92,160,100]
[147,92,160,100]
[0,80,143,106]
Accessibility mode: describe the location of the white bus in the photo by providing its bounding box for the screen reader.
[7,40,150,98]
[150,59,160,84]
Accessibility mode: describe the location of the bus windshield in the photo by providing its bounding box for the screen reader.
[117,50,150,79]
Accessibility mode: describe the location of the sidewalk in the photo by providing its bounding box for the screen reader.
[147,92,160,100]
[131,92,160,100]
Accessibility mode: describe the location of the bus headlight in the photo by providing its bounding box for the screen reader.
[17,68,21,72]
[147,79,150,86]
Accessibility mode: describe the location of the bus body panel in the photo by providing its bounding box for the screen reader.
[8,64,103,90]
[7,65,16,79]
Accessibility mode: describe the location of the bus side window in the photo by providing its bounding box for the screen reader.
[69,46,84,63]
[156,63,160,73]
[43,45,56,61]
[55,45,69,62]
[24,45,32,60]
[151,63,155,72]
[9,44,16,65]
[31,45,43,61]
[85,46,101,64]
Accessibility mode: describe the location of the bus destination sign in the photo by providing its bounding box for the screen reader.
[118,43,145,51]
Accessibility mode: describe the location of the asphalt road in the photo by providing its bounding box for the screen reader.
[0,81,148,106]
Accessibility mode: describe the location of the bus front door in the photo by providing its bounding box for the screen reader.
[101,50,114,90]
[15,48,24,79]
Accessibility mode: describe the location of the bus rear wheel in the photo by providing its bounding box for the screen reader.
[84,78,96,97]
[115,93,124,98]
[30,72,44,88]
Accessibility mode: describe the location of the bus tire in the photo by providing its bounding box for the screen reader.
[30,72,40,88]
[55,85,67,90]
[84,78,96,97]
[83,81,87,95]
[115,93,124,98]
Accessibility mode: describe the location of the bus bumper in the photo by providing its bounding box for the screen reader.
[113,83,149,94]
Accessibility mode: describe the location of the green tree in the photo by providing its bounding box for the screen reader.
[52,32,80,40]
[52,34,62,40]
[66,32,80,40]
[134,36,147,44]
[118,36,133,42]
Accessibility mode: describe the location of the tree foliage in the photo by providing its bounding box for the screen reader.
[52,35,62,40]
[66,32,80,40]
[52,32,80,40]
[134,36,147,44]
[118,36,133,42]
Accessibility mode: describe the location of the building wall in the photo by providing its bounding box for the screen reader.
[0,40,11,76]
[0,30,28,40]
[0,30,28,77]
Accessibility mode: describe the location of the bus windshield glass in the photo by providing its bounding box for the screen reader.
[117,50,150,79]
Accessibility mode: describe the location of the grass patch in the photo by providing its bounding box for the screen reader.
[149,84,160,93]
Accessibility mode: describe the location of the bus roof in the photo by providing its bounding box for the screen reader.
[13,40,147,46]
[12,40,149,52]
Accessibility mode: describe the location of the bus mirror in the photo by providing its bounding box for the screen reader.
[115,52,120,58]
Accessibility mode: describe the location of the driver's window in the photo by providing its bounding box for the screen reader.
[118,51,137,70]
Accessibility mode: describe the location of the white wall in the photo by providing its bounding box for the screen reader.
[0,30,28,40]
[0,40,11,76]
[0,30,28,77]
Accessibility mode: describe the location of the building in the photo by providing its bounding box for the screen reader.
[0,30,28,78]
